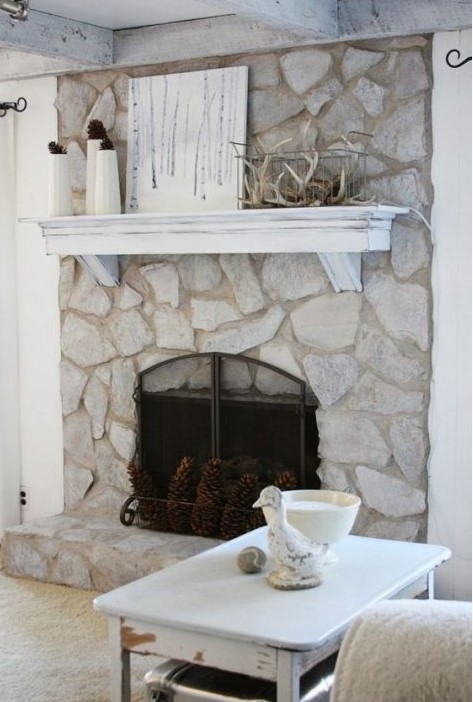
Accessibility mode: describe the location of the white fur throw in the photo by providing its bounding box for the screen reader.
[330,599,472,702]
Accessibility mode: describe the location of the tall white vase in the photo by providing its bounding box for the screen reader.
[86,139,101,214]
[95,149,121,215]
[48,153,73,217]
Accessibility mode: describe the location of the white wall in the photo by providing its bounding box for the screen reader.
[0,76,63,532]
[429,29,472,600]
[0,83,21,533]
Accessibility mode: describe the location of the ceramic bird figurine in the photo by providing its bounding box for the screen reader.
[253,485,326,590]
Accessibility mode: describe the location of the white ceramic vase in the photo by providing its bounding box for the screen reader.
[95,149,121,215]
[85,139,101,214]
[48,153,73,217]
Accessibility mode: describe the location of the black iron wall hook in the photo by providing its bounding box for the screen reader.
[446,49,472,68]
[0,97,27,117]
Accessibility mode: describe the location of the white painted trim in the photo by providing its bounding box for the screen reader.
[27,205,407,292]
[14,77,64,524]
[0,82,21,535]
[0,77,63,532]
[428,29,472,600]
[76,254,120,287]
[28,205,407,255]
[318,252,362,292]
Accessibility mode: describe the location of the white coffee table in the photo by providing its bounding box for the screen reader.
[94,528,450,702]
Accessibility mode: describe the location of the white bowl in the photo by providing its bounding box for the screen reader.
[264,489,361,545]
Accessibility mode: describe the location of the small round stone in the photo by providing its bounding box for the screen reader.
[236,546,267,574]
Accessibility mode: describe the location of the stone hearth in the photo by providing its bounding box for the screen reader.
[2,512,221,591]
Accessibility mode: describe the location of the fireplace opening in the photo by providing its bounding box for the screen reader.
[122,352,319,539]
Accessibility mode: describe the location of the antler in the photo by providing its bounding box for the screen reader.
[327,168,346,204]
[240,129,370,208]
[284,152,319,197]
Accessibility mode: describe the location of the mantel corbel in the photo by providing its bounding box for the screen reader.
[25,204,408,292]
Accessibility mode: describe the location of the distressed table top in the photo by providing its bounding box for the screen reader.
[94,528,450,651]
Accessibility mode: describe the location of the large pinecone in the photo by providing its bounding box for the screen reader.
[87,119,107,140]
[274,469,299,491]
[127,462,155,497]
[126,462,157,524]
[246,505,266,531]
[145,497,170,532]
[220,472,261,540]
[167,456,196,533]
[191,458,224,536]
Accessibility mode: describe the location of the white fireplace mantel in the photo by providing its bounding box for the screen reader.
[28,204,408,292]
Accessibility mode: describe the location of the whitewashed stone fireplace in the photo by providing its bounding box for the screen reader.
[2,34,433,590]
[60,239,428,542]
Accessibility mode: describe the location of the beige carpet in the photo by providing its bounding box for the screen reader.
[0,566,162,702]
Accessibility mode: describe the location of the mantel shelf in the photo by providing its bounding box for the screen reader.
[27,205,408,292]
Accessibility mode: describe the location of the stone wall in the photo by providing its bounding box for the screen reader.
[57,35,433,542]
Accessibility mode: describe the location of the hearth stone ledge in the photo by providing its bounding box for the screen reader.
[1,512,222,592]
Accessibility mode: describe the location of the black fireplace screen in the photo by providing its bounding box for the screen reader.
[121,352,319,539]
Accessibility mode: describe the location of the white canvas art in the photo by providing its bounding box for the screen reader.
[126,66,248,213]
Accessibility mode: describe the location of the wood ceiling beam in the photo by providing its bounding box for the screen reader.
[0,9,113,65]
[196,0,338,38]
[338,0,472,41]
[0,14,324,81]
[113,15,335,69]
[0,1,470,81]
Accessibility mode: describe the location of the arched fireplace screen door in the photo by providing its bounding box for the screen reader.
[122,352,319,539]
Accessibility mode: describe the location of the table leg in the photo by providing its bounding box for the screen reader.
[109,616,131,702]
[276,650,300,702]
[427,570,434,599]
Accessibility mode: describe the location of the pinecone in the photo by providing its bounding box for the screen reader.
[220,472,261,540]
[87,119,107,140]
[191,458,224,537]
[47,140,67,154]
[146,497,170,532]
[127,461,155,497]
[246,507,266,531]
[274,469,299,491]
[167,456,196,533]
[126,462,157,524]
[100,136,115,150]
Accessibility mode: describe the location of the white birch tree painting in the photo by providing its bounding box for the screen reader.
[126,66,248,213]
